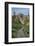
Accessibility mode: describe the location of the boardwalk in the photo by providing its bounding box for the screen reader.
[16,27,25,38]
[16,27,29,38]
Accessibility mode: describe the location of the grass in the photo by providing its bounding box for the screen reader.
[12,15,29,38]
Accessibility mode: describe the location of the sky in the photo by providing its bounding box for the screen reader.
[12,8,29,16]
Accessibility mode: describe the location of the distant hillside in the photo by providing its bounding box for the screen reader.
[12,15,29,25]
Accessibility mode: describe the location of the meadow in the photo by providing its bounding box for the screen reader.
[12,14,29,38]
